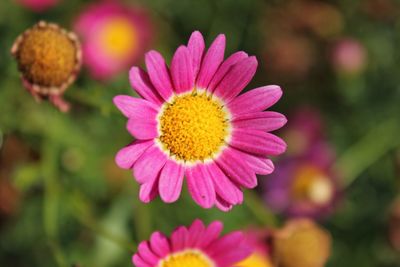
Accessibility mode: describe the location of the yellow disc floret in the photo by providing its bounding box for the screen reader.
[16,24,77,87]
[158,250,215,267]
[158,92,230,162]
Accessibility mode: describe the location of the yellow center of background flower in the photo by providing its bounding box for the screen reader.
[159,92,229,162]
[99,17,137,59]
[158,250,215,267]
[236,252,273,267]
[291,165,334,205]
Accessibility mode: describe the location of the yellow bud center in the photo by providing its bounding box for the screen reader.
[16,24,77,87]
[158,92,230,162]
[291,165,333,205]
[158,250,215,267]
[98,17,137,59]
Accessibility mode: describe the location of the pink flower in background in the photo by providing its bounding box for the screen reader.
[16,0,59,12]
[262,108,340,219]
[331,38,367,75]
[114,31,287,211]
[74,1,153,80]
[132,219,251,267]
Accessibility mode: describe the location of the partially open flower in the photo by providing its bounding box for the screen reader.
[11,21,82,112]
[272,219,331,267]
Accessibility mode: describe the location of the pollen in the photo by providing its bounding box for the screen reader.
[14,22,79,87]
[158,92,230,162]
[158,250,215,267]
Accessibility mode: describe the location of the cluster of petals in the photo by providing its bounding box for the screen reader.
[114,31,287,211]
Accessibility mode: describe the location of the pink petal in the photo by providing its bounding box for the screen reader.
[145,50,174,101]
[197,221,223,248]
[126,117,158,140]
[139,175,159,203]
[213,240,252,266]
[129,67,163,106]
[196,34,226,89]
[171,46,195,94]
[206,163,243,205]
[149,232,170,258]
[216,148,257,188]
[232,111,287,132]
[230,129,287,156]
[236,150,275,175]
[136,241,159,265]
[206,231,245,255]
[158,160,184,203]
[132,254,152,267]
[187,31,205,79]
[115,140,153,169]
[113,95,158,119]
[186,165,216,209]
[228,85,283,116]
[213,56,258,103]
[134,145,167,184]
[208,51,248,92]
[215,196,233,212]
[171,226,189,252]
[187,219,206,247]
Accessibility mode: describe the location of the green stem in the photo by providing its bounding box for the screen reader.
[334,117,400,187]
[244,190,278,227]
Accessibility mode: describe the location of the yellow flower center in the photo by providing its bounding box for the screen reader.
[291,165,334,205]
[236,252,273,267]
[98,17,137,59]
[158,92,230,162]
[158,250,215,267]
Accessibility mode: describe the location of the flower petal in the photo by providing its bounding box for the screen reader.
[207,231,245,256]
[236,149,275,175]
[145,50,174,101]
[187,219,206,247]
[171,226,189,252]
[228,85,283,115]
[208,51,248,92]
[139,175,159,203]
[129,67,163,106]
[186,165,216,209]
[134,145,167,184]
[196,34,226,89]
[216,148,257,188]
[158,160,184,203]
[132,254,151,267]
[115,140,153,169]
[215,196,233,212]
[206,162,243,205]
[136,241,159,265]
[230,129,287,156]
[213,56,257,103]
[187,31,205,78]
[149,232,170,258]
[232,111,287,132]
[113,95,158,119]
[171,46,194,94]
[198,221,223,248]
[126,117,158,140]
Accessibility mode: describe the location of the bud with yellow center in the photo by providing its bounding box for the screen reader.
[11,21,82,111]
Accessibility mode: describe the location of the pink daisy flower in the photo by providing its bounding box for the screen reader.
[74,1,153,80]
[114,31,287,211]
[16,0,59,12]
[132,219,251,267]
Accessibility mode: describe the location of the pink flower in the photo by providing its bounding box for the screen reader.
[114,31,287,211]
[16,0,59,12]
[74,1,153,80]
[331,38,367,75]
[133,219,251,267]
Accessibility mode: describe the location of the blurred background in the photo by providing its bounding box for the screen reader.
[1,0,400,266]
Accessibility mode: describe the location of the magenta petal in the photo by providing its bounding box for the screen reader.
[187,31,205,79]
[171,226,189,252]
[232,111,287,132]
[230,129,287,156]
[216,148,257,188]
[126,117,158,140]
[129,67,163,106]
[134,145,167,184]
[196,34,226,89]
[139,176,159,203]
[136,241,159,265]
[132,254,151,267]
[228,85,283,115]
[207,231,244,255]
[208,51,248,92]
[206,163,243,205]
[186,165,216,209]
[213,240,252,266]
[187,219,206,247]
[214,56,258,103]
[158,160,184,203]
[145,50,174,101]
[113,95,158,119]
[115,140,153,169]
[149,232,170,258]
[215,196,233,212]
[236,150,275,175]
[198,221,223,248]
[171,46,195,94]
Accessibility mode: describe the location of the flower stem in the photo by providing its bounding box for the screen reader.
[244,190,278,227]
